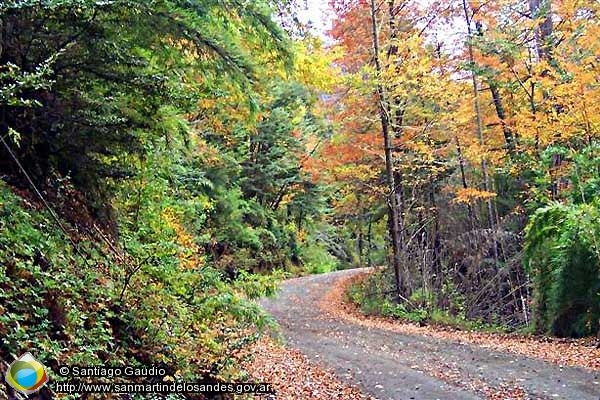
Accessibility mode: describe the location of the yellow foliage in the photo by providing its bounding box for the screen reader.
[162,208,204,270]
[292,38,341,92]
[453,188,498,204]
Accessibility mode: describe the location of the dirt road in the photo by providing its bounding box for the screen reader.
[260,269,600,400]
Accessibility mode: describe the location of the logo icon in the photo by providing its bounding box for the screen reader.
[5,352,49,394]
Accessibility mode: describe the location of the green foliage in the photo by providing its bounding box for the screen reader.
[524,144,600,337]
[0,1,335,396]
[380,301,428,324]
[0,177,282,398]
[345,274,427,323]
[524,201,600,337]
[0,183,121,397]
[238,83,312,207]
[0,57,56,109]
[299,240,338,275]
[0,0,290,212]
[345,270,393,316]
[0,1,343,397]
[194,80,331,274]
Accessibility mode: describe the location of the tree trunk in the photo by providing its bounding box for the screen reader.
[472,21,516,154]
[456,136,477,229]
[358,204,365,265]
[462,0,500,264]
[367,217,373,268]
[529,0,553,62]
[387,0,409,290]
[370,0,404,296]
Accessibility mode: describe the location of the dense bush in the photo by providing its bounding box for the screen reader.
[525,202,600,337]
[0,181,279,399]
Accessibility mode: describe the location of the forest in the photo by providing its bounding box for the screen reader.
[324,0,600,339]
[0,0,599,399]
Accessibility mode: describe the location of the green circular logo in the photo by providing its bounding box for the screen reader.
[5,353,49,395]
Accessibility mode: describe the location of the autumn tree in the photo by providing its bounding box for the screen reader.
[322,0,600,335]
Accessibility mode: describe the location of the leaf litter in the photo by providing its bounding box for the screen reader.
[243,270,600,399]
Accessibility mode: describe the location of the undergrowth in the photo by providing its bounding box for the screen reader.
[0,182,279,399]
[345,270,511,333]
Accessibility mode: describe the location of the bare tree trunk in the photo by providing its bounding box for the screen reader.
[429,184,441,291]
[462,0,500,263]
[370,0,404,296]
[357,201,365,265]
[471,22,516,154]
[387,0,409,290]
[529,0,553,62]
[367,217,373,268]
[491,84,516,152]
[456,137,477,229]
[529,0,564,200]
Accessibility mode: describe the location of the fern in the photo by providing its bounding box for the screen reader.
[524,202,600,337]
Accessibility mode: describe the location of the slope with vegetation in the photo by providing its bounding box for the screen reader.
[0,0,336,398]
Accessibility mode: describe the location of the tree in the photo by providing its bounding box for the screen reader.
[369,0,405,296]
[0,0,290,217]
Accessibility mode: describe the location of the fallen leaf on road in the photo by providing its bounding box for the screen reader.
[242,337,377,400]
[320,272,600,372]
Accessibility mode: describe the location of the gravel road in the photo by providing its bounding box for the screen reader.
[260,269,600,400]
